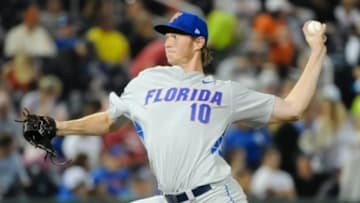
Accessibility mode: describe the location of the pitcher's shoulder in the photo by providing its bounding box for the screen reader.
[125,66,171,88]
[206,76,232,87]
[209,78,239,94]
[139,66,178,78]
[138,65,177,76]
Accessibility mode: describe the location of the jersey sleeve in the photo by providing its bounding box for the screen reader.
[107,79,137,121]
[230,81,275,127]
[107,67,157,121]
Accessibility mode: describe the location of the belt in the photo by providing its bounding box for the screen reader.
[164,184,212,203]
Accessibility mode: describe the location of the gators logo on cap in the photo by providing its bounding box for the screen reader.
[169,12,183,23]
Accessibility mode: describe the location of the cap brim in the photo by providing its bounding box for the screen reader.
[154,24,190,36]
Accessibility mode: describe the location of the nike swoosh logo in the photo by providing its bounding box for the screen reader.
[202,80,213,84]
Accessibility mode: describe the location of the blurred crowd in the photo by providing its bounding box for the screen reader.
[0,0,360,202]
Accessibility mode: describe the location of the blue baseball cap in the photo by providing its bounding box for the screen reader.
[154,11,208,43]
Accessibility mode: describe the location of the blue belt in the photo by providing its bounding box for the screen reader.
[164,184,212,203]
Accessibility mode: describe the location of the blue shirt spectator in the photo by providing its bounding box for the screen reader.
[223,123,272,169]
[91,145,130,198]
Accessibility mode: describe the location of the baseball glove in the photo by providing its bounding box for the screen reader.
[16,108,70,165]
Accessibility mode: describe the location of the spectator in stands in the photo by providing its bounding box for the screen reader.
[124,2,168,78]
[86,12,130,66]
[4,4,57,58]
[40,0,68,37]
[0,90,23,147]
[54,15,79,51]
[21,75,68,163]
[299,84,353,174]
[21,75,67,120]
[91,145,130,200]
[334,0,360,32]
[47,21,94,99]
[252,0,295,77]
[224,122,272,170]
[57,154,92,202]
[62,99,103,169]
[2,53,38,93]
[344,23,360,67]
[123,0,157,58]
[86,4,130,93]
[0,133,30,200]
[24,161,58,198]
[251,146,296,200]
[339,107,360,202]
[294,154,330,197]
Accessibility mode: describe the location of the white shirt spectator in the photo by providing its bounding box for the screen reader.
[4,24,57,57]
[62,166,92,190]
[62,136,102,169]
[251,165,295,199]
[345,34,360,66]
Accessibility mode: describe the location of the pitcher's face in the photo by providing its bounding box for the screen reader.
[164,33,195,65]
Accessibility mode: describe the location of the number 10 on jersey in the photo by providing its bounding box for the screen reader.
[190,103,211,124]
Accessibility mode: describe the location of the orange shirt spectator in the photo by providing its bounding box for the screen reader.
[253,13,294,66]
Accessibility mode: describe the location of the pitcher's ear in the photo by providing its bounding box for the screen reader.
[193,36,206,51]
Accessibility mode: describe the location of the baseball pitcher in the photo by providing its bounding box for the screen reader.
[18,11,327,203]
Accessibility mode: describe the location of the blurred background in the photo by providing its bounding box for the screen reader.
[0,0,359,202]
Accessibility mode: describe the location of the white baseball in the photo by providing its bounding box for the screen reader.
[307,20,322,34]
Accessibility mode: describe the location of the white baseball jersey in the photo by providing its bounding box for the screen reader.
[108,65,275,194]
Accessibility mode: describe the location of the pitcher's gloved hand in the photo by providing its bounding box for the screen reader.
[16,108,70,165]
